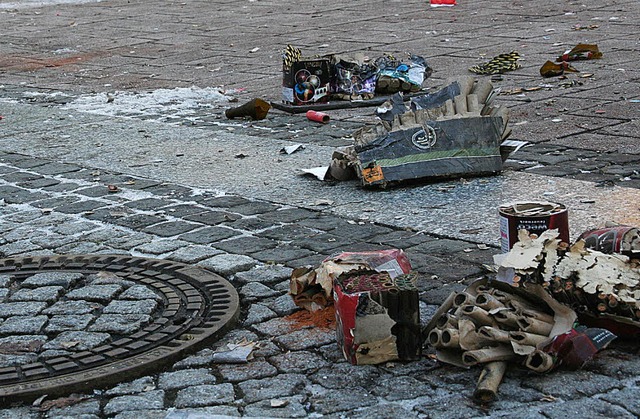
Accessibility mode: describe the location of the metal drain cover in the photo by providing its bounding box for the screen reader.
[0,255,239,404]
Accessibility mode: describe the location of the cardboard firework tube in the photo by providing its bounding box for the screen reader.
[428,328,443,347]
[475,293,506,311]
[509,331,549,347]
[453,292,475,308]
[462,345,517,366]
[225,98,271,120]
[525,349,555,373]
[461,305,497,327]
[423,291,457,337]
[440,328,460,348]
[473,361,508,403]
[436,313,458,329]
[306,110,330,123]
[478,326,511,343]
[498,201,569,253]
[492,309,521,329]
[517,316,554,336]
[518,309,555,325]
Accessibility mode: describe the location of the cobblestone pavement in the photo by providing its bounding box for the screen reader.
[0,0,639,418]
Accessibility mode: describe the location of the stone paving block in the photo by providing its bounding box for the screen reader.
[46,399,101,417]
[216,359,278,383]
[258,225,322,241]
[239,282,280,300]
[66,284,123,302]
[243,303,277,326]
[0,239,43,256]
[110,214,167,230]
[124,197,176,211]
[250,245,316,265]
[0,407,39,419]
[211,235,279,255]
[222,217,274,232]
[197,195,251,208]
[0,301,48,317]
[55,200,107,214]
[158,368,217,390]
[274,328,336,351]
[222,202,280,216]
[257,208,319,223]
[178,226,241,244]
[238,374,308,404]
[45,314,95,333]
[166,245,222,263]
[119,285,162,300]
[43,300,101,315]
[268,293,299,316]
[22,272,83,288]
[522,370,624,400]
[103,390,166,415]
[160,204,208,218]
[135,239,188,255]
[164,406,241,418]
[243,395,308,418]
[0,276,10,288]
[0,315,47,334]
[113,411,167,419]
[89,314,152,334]
[233,264,292,285]
[183,210,240,225]
[106,376,157,396]
[370,376,433,402]
[142,220,201,237]
[43,331,111,351]
[174,383,235,408]
[269,350,331,374]
[309,385,377,415]
[197,253,257,276]
[347,403,420,419]
[103,299,159,315]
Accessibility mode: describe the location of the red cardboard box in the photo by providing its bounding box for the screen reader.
[332,250,421,365]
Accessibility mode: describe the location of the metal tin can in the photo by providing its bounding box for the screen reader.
[499,201,570,252]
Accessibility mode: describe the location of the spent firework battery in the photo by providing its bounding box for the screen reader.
[577,225,640,256]
[499,201,569,252]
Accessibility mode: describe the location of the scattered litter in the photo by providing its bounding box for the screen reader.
[540,60,578,77]
[249,47,260,53]
[280,144,305,154]
[306,110,330,123]
[469,52,521,75]
[107,185,119,193]
[572,24,599,31]
[557,44,602,62]
[430,0,456,7]
[225,98,271,120]
[37,395,88,412]
[270,399,289,408]
[211,339,257,363]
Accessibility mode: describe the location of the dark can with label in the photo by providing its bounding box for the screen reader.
[499,201,570,252]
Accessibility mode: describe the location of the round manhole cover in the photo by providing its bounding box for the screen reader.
[0,255,239,404]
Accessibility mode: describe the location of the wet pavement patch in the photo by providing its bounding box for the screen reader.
[0,254,239,405]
